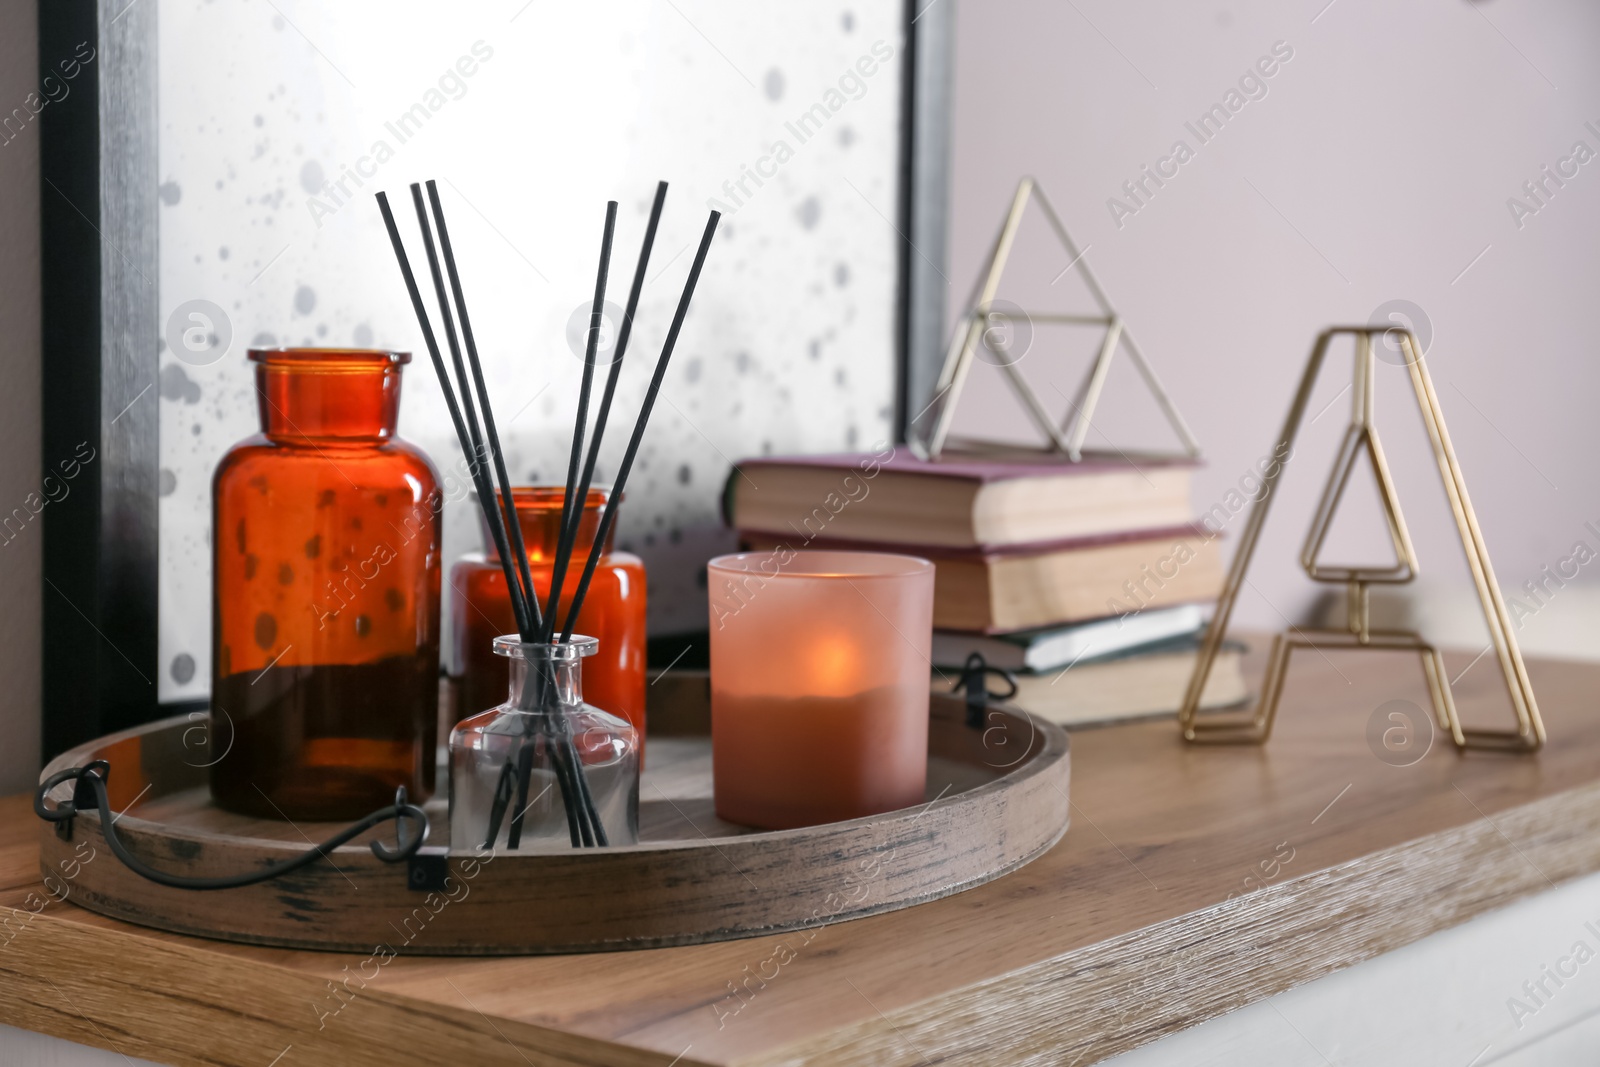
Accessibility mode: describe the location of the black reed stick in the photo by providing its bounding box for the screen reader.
[541,186,670,851]
[424,180,540,634]
[554,740,594,847]
[562,209,722,641]
[566,723,606,846]
[418,183,594,848]
[483,763,517,851]
[375,191,533,639]
[549,744,585,846]
[535,193,687,851]
[406,182,539,640]
[543,201,618,642]
[522,200,618,848]
[506,737,550,849]
[379,188,591,848]
[569,181,668,533]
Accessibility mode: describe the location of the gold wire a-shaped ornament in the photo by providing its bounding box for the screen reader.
[910,177,1202,463]
[1178,326,1545,753]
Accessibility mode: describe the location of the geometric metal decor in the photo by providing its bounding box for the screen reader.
[1179,326,1545,752]
[910,177,1201,462]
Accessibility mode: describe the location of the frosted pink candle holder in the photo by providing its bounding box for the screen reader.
[707,550,936,830]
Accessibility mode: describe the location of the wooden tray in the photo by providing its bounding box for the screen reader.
[36,683,1069,955]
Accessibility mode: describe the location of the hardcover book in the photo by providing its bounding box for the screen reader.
[727,448,1199,550]
[739,526,1223,633]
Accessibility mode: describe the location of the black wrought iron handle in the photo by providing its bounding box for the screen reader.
[34,761,430,891]
[952,652,1020,728]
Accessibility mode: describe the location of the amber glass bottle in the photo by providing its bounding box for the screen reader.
[448,488,647,756]
[210,348,442,821]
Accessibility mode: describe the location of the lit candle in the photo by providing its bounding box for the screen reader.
[708,550,936,829]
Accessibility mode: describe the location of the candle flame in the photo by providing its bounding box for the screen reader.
[810,635,859,696]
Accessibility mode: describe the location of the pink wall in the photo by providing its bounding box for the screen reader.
[943,0,1600,638]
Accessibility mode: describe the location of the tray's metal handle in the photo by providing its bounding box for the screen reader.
[35,764,430,892]
[953,653,1019,729]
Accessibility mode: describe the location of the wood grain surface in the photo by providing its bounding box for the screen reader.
[4,641,1599,1067]
[30,694,1070,954]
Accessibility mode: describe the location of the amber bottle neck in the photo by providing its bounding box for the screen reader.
[252,350,406,441]
[480,488,617,565]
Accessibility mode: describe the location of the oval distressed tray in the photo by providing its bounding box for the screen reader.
[37,682,1069,955]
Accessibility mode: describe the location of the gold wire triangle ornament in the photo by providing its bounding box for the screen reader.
[909,177,1202,462]
[1179,326,1545,753]
[1300,422,1415,584]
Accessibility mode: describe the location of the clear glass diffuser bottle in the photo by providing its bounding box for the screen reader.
[449,635,639,851]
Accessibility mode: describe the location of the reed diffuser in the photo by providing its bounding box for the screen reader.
[377,179,718,849]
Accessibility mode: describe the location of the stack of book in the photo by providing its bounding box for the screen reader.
[725,449,1246,726]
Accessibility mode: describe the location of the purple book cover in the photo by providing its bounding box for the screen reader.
[723,449,1201,538]
[735,448,1198,484]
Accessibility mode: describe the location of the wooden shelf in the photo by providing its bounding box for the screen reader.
[5,641,1600,1066]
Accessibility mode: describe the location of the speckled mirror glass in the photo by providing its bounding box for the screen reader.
[155,1,905,703]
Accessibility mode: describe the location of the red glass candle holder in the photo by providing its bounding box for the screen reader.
[448,488,647,753]
[210,348,442,821]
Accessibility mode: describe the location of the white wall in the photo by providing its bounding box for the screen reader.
[0,1026,161,1067]
[944,0,1600,646]
[0,0,42,794]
